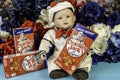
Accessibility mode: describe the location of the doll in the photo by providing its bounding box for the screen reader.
[39,1,92,80]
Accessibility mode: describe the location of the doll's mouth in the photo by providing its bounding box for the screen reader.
[64,22,68,25]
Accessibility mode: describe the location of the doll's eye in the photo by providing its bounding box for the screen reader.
[66,15,70,18]
[58,17,62,20]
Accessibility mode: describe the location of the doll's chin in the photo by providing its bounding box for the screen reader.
[63,26,72,30]
[56,26,72,30]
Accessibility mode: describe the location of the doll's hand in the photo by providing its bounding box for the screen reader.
[39,50,47,61]
[36,50,46,64]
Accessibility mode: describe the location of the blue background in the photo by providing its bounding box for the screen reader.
[0,61,120,80]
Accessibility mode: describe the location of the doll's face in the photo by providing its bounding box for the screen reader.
[54,8,76,30]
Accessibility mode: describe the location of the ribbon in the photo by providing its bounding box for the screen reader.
[0,36,14,55]
[55,29,72,38]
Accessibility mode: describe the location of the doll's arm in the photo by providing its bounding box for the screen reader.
[38,29,55,60]
[39,39,53,53]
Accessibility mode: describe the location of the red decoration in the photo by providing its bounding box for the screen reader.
[50,1,57,7]
[0,36,15,55]
[55,29,72,38]
[21,20,50,41]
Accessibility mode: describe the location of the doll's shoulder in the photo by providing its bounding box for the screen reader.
[45,29,55,35]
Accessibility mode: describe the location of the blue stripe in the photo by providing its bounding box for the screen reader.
[13,28,33,35]
[74,23,98,40]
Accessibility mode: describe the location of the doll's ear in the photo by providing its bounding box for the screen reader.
[73,15,76,22]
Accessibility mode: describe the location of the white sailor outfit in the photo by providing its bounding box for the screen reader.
[39,29,92,73]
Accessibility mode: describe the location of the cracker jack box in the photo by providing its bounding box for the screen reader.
[2,50,44,78]
[55,23,98,75]
[13,27,34,53]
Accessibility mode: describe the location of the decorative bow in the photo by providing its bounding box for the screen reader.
[0,36,15,55]
[21,20,50,40]
[55,29,72,38]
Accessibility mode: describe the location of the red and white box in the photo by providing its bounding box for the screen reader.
[13,27,34,53]
[55,23,98,75]
[2,50,44,78]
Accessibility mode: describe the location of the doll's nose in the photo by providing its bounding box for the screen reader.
[63,17,68,21]
[64,22,68,25]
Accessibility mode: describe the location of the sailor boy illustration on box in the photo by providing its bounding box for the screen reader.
[39,1,92,80]
[17,33,33,53]
[67,31,86,58]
